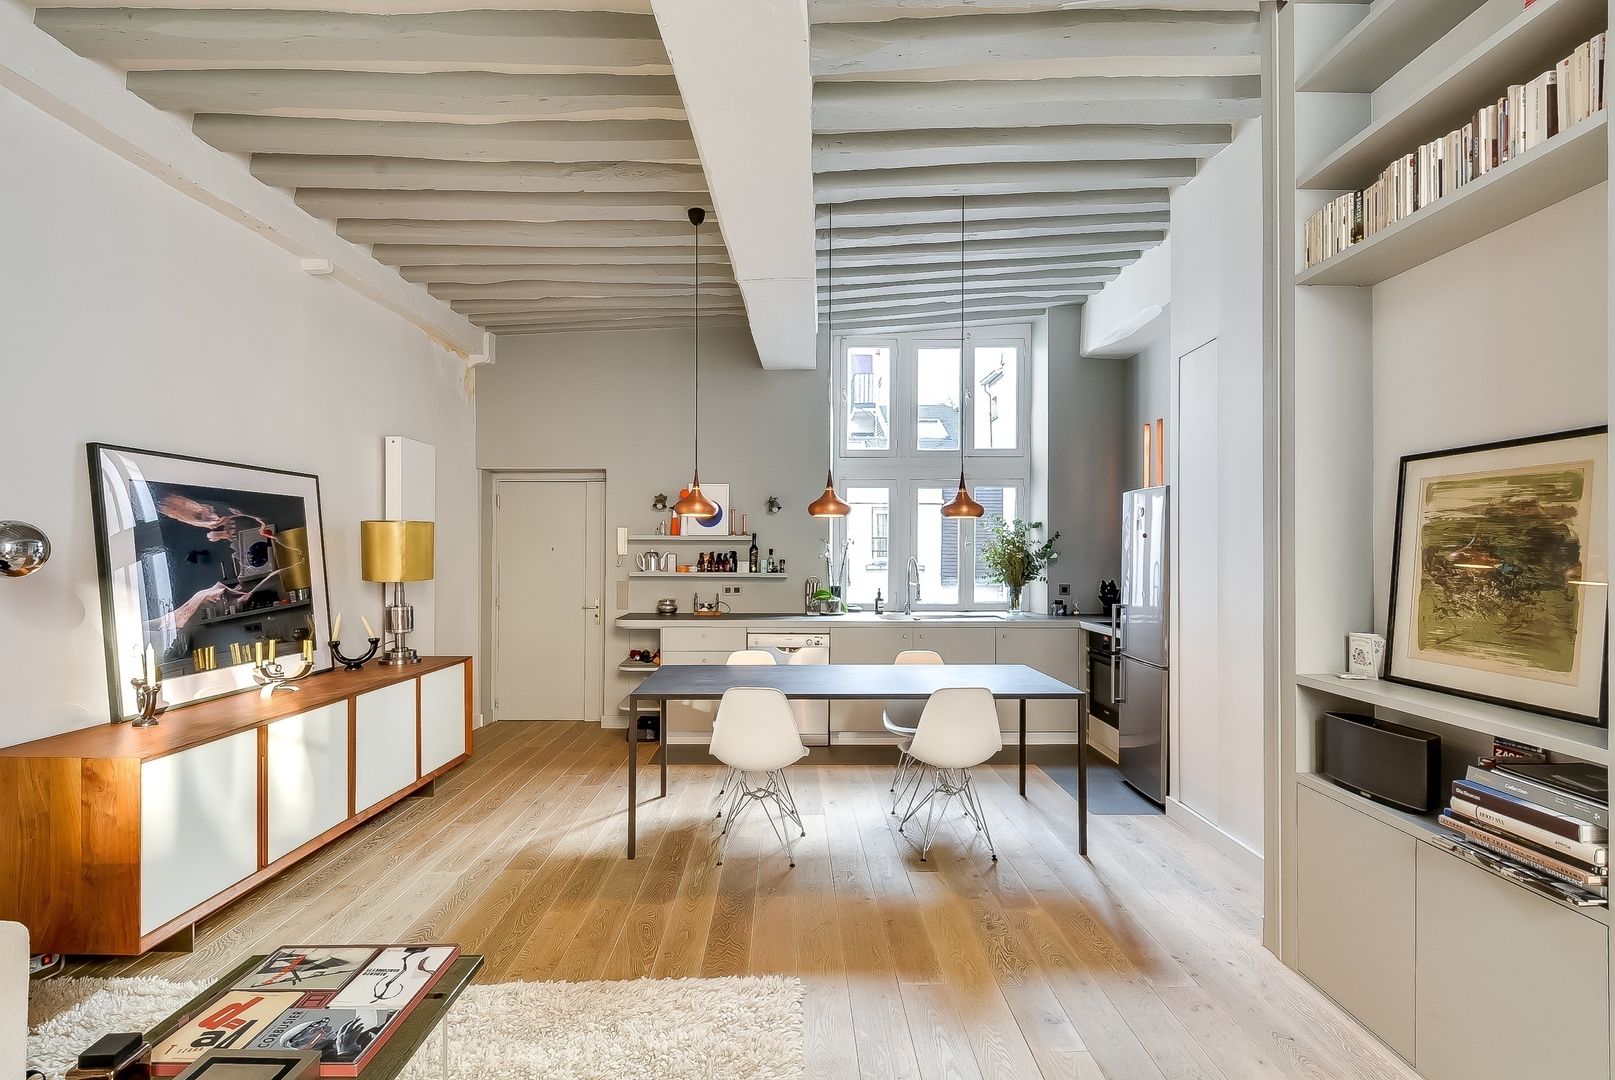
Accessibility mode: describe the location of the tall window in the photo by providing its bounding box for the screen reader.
[831,328,1030,609]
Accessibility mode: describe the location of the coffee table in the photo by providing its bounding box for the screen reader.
[142,953,483,1079]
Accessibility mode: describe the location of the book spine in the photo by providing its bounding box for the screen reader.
[1467,765,1608,828]
[1450,797,1608,865]
[1444,804,1607,875]
[1440,813,1608,890]
[1452,780,1605,842]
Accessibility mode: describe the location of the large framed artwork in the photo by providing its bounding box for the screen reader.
[682,482,731,535]
[1386,427,1608,724]
[88,444,332,721]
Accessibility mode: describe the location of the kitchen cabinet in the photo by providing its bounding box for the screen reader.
[354,680,418,813]
[662,625,748,653]
[909,626,996,663]
[660,650,733,738]
[264,701,350,864]
[994,626,1084,733]
[829,625,913,737]
[420,662,468,776]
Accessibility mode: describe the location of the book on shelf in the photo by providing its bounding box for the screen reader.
[151,945,460,1078]
[1450,779,1607,844]
[1302,31,1605,269]
[1439,812,1608,892]
[1449,795,1607,866]
[1467,761,1607,829]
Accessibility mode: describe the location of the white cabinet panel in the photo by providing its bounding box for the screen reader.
[1295,785,1416,1060]
[420,663,467,775]
[265,702,350,864]
[659,652,733,737]
[662,626,747,653]
[829,626,913,735]
[354,680,418,813]
[140,730,258,934]
[995,628,1084,733]
[909,627,996,663]
[1415,843,1609,1080]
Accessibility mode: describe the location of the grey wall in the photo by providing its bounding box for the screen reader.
[1124,337,1173,493]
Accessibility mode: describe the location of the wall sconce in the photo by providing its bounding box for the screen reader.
[0,520,50,577]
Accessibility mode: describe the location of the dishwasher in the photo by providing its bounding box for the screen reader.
[746,631,831,746]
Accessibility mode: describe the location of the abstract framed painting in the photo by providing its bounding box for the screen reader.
[681,482,731,535]
[87,443,332,721]
[1386,427,1608,724]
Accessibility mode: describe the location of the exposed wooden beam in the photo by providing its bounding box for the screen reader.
[818,189,1170,226]
[127,70,686,123]
[295,188,708,223]
[250,155,708,192]
[825,251,1137,282]
[815,159,1196,200]
[818,231,1161,265]
[432,280,740,300]
[809,0,1256,23]
[371,243,731,266]
[814,76,1258,132]
[32,0,652,11]
[831,302,1055,327]
[810,10,1260,80]
[335,218,725,247]
[819,211,1169,248]
[32,9,671,74]
[490,316,747,335]
[824,286,1098,314]
[824,269,1119,299]
[454,295,744,314]
[470,308,741,326]
[813,124,1230,171]
[401,263,737,285]
[194,115,697,164]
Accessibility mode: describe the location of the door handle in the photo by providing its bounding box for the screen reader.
[1110,604,1125,702]
[582,599,600,623]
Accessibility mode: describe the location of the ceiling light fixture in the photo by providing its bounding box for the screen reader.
[942,196,985,519]
[809,203,852,519]
[673,207,718,520]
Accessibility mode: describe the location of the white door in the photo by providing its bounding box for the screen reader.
[493,477,604,721]
[1176,339,1220,815]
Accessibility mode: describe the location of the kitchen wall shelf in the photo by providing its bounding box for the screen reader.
[1296,673,1609,765]
[1297,0,1490,95]
[1296,113,1607,286]
[628,572,789,579]
[1299,0,1606,191]
[618,660,658,674]
[627,534,761,543]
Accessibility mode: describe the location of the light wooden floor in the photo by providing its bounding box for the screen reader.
[72,721,1418,1080]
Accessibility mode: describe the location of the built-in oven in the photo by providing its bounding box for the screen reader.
[1086,626,1119,726]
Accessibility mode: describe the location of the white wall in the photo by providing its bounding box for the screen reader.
[1125,337,1173,493]
[1371,185,1609,626]
[0,88,480,748]
[1168,118,1268,866]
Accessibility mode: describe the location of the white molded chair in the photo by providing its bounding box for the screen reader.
[883,650,944,814]
[714,650,777,810]
[899,686,1002,862]
[710,687,809,867]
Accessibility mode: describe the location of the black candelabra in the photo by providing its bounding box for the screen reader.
[329,637,381,671]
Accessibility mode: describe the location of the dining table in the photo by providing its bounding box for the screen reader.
[625,662,1089,859]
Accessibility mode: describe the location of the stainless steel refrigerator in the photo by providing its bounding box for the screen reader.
[1115,486,1169,804]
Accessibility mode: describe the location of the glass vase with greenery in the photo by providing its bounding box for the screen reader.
[979,518,1061,612]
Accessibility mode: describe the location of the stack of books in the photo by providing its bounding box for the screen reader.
[1438,759,1608,906]
[1303,31,1607,268]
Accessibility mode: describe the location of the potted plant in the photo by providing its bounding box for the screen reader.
[979,518,1061,613]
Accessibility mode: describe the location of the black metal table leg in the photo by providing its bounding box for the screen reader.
[1019,699,1028,796]
[628,696,638,859]
[658,700,668,797]
[1077,696,1089,858]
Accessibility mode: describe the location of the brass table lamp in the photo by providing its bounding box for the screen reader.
[360,519,435,666]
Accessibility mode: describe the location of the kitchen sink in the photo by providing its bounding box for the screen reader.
[879,611,1001,621]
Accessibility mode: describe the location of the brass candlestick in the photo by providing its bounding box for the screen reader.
[130,676,166,728]
[252,653,315,698]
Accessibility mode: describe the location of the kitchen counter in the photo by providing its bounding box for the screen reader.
[616,610,1102,630]
[1076,616,1114,637]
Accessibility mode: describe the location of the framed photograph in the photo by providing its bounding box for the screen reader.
[1386,427,1608,724]
[682,481,731,535]
[88,444,332,721]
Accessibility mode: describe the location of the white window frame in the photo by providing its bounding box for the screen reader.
[837,337,899,460]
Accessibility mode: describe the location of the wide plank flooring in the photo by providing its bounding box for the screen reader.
[69,721,1417,1080]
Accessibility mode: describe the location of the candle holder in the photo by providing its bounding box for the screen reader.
[252,653,315,698]
[329,637,381,672]
[129,676,166,728]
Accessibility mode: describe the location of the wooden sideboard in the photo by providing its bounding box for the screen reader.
[0,657,472,955]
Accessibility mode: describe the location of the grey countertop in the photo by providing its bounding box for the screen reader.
[615,610,1109,631]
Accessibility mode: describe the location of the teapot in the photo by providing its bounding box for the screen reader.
[637,551,671,572]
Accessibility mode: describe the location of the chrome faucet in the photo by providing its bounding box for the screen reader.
[905,556,921,614]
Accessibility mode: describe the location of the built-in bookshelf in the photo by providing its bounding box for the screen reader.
[1279,0,1614,1074]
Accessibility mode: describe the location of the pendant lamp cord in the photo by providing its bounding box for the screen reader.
[693,211,700,473]
[958,195,967,478]
[827,203,835,475]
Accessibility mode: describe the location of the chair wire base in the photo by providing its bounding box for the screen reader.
[717,769,805,868]
[897,767,996,863]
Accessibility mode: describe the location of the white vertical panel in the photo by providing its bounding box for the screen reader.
[385,435,437,654]
[265,701,350,863]
[420,662,466,774]
[140,730,258,934]
[354,679,419,812]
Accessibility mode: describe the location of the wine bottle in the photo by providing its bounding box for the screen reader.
[749,534,760,574]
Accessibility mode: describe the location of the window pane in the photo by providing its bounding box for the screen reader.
[915,487,961,606]
[915,347,960,452]
[973,347,1018,450]
[845,346,891,451]
[842,486,890,604]
[974,486,1019,603]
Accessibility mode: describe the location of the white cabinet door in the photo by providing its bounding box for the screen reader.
[354,680,419,813]
[420,663,468,775]
[265,702,350,864]
[140,730,258,935]
[994,628,1084,734]
[909,626,996,663]
[829,626,913,737]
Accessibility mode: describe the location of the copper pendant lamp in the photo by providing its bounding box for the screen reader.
[673,206,718,520]
[808,203,851,519]
[941,196,985,519]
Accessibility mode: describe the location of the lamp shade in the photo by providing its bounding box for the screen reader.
[360,520,435,582]
[807,469,851,518]
[278,526,312,591]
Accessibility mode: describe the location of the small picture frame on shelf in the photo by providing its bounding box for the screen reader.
[1345,632,1385,679]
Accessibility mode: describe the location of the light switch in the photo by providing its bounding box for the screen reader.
[616,580,629,609]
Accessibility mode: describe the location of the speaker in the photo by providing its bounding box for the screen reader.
[1320,711,1441,813]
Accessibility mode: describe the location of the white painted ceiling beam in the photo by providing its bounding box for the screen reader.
[813,75,1258,132]
[809,0,1256,23]
[336,218,724,247]
[454,295,743,314]
[490,316,747,335]
[250,155,708,192]
[32,9,672,74]
[434,280,739,301]
[127,70,686,123]
[813,124,1230,171]
[819,211,1169,248]
[824,287,1097,314]
[193,115,698,163]
[817,189,1170,226]
[0,0,481,355]
[818,231,1161,265]
[32,0,652,12]
[294,188,709,223]
[809,10,1260,80]
[815,159,1196,200]
[831,303,1054,330]
[824,270,1119,299]
[401,263,737,285]
[651,0,816,369]
[470,309,738,326]
[371,243,730,266]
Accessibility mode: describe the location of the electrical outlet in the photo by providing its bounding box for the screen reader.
[1057,583,1071,596]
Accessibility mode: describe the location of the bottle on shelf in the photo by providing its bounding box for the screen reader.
[749,533,760,574]
[874,589,885,615]
[766,548,775,574]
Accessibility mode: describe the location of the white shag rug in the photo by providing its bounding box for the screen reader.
[29,974,804,1080]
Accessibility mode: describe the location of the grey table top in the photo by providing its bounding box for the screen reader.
[630,662,1084,700]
